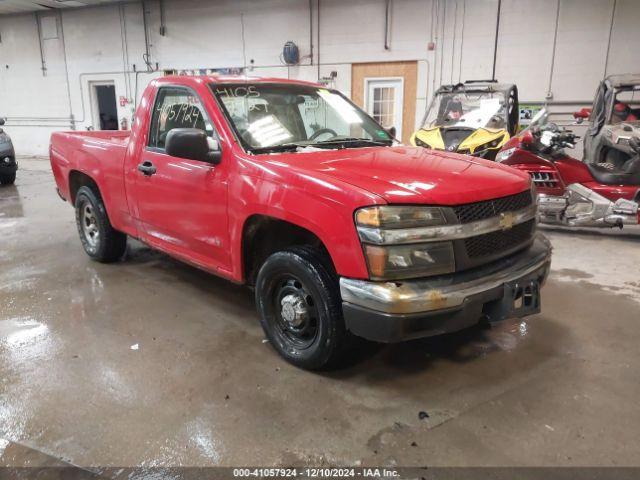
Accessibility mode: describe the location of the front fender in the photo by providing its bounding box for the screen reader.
[228,172,381,282]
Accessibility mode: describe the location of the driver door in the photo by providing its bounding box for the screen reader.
[134,86,230,272]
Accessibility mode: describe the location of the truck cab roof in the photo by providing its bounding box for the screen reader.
[158,74,324,88]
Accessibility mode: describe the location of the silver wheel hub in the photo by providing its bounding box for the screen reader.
[82,204,99,247]
[280,294,309,327]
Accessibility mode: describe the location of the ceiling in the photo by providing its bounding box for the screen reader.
[0,0,123,15]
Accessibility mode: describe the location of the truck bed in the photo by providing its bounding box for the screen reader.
[66,130,131,145]
[50,129,133,235]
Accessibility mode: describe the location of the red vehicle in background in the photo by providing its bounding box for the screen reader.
[496,109,640,229]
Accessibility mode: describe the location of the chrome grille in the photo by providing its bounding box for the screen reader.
[452,190,533,224]
[464,219,536,258]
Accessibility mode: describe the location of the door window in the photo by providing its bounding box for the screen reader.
[365,78,403,139]
[148,87,214,149]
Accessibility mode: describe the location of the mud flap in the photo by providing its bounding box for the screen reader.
[483,279,541,323]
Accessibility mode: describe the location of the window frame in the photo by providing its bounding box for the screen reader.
[364,77,404,139]
[146,85,216,155]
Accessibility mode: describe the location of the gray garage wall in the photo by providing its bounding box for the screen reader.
[0,0,639,156]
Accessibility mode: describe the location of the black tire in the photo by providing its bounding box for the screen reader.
[255,245,349,370]
[0,172,16,185]
[74,186,127,263]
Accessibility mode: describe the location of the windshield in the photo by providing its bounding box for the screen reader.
[522,108,549,133]
[421,91,507,130]
[211,83,393,153]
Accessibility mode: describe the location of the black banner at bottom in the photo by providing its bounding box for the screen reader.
[0,467,639,480]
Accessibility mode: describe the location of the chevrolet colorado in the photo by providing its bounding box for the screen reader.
[50,75,552,369]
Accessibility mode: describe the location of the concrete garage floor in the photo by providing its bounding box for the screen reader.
[1,159,640,469]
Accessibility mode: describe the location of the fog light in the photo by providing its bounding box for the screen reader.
[3,157,10,164]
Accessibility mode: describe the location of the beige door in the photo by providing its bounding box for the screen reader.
[352,61,417,144]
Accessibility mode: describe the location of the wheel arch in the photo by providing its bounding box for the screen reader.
[241,214,336,286]
[68,170,101,204]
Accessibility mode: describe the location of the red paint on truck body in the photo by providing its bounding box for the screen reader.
[50,76,531,283]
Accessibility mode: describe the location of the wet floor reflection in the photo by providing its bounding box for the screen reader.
[3,166,640,468]
[330,315,550,379]
[0,185,23,219]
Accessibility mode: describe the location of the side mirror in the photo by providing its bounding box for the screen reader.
[166,128,222,164]
[573,108,591,120]
[386,126,397,138]
[0,118,5,126]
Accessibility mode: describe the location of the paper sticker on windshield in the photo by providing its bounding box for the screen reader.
[376,130,388,138]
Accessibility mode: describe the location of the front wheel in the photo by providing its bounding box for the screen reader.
[75,186,127,263]
[255,246,349,370]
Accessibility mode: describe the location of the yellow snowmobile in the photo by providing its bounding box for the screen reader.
[411,81,519,160]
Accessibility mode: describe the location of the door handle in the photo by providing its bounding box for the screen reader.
[137,160,157,176]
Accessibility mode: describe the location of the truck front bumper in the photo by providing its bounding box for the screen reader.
[340,234,552,343]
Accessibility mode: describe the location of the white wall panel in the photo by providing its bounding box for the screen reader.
[605,0,640,78]
[551,0,613,101]
[456,0,498,83]
[494,0,557,101]
[0,0,638,155]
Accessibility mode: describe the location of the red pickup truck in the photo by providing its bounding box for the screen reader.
[50,75,551,369]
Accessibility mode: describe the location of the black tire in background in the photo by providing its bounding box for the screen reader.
[74,186,127,263]
[0,172,16,185]
[255,245,350,370]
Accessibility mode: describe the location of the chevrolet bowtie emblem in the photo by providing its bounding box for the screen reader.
[499,212,515,230]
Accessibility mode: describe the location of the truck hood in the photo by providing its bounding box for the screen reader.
[263,145,531,205]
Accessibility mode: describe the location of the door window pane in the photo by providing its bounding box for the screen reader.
[148,88,213,149]
[370,86,396,128]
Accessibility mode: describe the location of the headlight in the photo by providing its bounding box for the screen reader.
[355,206,455,280]
[414,137,431,148]
[364,242,455,280]
[496,147,516,162]
[475,136,503,152]
[355,206,445,229]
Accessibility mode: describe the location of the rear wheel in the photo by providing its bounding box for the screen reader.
[0,172,16,185]
[75,186,127,262]
[255,246,349,370]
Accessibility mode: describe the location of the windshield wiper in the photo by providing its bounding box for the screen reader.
[248,142,309,154]
[312,137,393,148]
[249,137,391,154]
